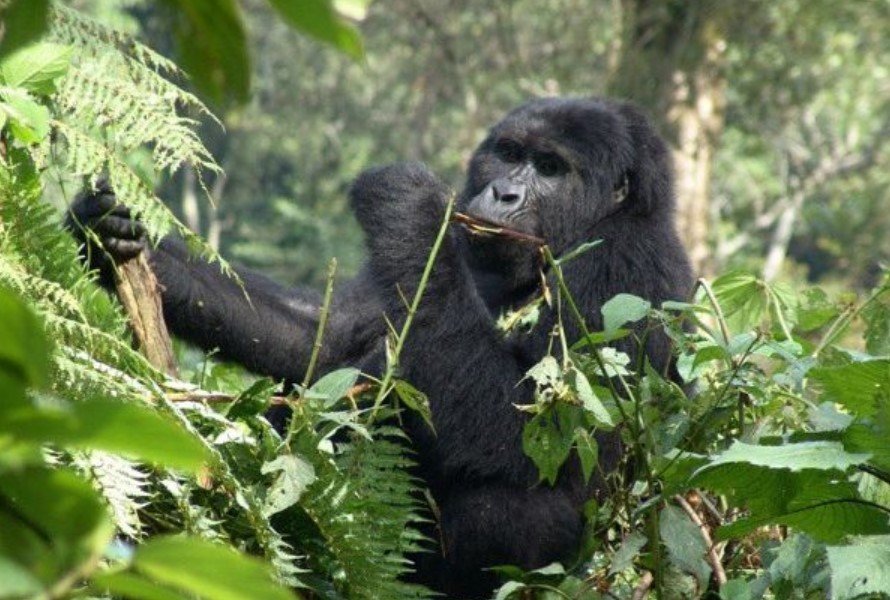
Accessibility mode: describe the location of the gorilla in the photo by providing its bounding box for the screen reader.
[69,97,693,598]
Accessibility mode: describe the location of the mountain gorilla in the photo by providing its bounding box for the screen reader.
[69,97,693,598]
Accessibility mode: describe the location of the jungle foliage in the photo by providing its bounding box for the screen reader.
[2,1,890,599]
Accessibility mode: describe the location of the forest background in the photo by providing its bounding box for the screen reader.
[81,0,890,295]
[3,0,890,599]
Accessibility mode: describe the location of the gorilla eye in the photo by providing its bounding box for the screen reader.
[493,139,525,163]
[534,152,567,177]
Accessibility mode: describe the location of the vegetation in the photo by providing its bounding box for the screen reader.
[1,1,890,599]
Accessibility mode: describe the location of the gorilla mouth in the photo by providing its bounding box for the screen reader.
[452,211,546,246]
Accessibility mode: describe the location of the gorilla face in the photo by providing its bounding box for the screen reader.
[459,98,647,295]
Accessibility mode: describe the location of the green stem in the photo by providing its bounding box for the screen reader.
[286,258,336,447]
[371,196,456,416]
[814,281,889,357]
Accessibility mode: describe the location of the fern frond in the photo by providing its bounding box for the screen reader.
[72,451,151,539]
[298,425,433,599]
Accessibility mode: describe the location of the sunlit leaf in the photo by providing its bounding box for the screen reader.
[0,0,49,58]
[0,42,71,95]
[827,537,890,599]
[265,0,364,60]
[134,536,294,600]
[261,454,316,517]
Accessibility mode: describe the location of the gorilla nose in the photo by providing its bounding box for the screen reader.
[492,181,525,204]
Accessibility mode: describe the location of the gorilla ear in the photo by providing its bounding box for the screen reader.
[617,103,674,216]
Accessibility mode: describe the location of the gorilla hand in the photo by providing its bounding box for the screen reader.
[349,162,457,283]
[66,181,146,277]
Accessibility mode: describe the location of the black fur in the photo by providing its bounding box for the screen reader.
[68,97,693,599]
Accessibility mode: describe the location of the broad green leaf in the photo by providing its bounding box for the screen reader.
[827,537,890,599]
[265,0,364,60]
[609,531,647,575]
[711,271,768,331]
[0,467,113,583]
[797,288,839,332]
[92,571,191,600]
[493,581,526,600]
[0,558,43,598]
[660,505,710,587]
[307,366,360,405]
[1,90,51,143]
[0,42,72,95]
[720,578,754,600]
[699,440,870,472]
[134,536,294,600]
[261,454,316,517]
[601,293,651,334]
[810,359,890,418]
[393,379,435,433]
[522,404,580,485]
[694,463,890,542]
[862,294,890,355]
[0,0,49,58]
[0,286,49,387]
[158,0,250,104]
[2,399,210,472]
[225,378,278,420]
[525,355,560,388]
[567,368,614,428]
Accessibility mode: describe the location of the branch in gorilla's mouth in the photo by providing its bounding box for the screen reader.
[452,212,546,246]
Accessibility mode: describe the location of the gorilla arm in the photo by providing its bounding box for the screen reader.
[67,187,383,385]
[148,239,384,384]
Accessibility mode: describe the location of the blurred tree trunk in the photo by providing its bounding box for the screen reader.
[609,0,730,277]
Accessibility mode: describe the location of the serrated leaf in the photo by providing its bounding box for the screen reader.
[601,293,651,334]
[307,366,360,406]
[810,359,890,418]
[522,404,580,485]
[0,89,50,143]
[261,454,316,517]
[827,537,890,599]
[526,355,560,387]
[134,536,293,600]
[0,42,72,94]
[699,440,870,473]
[609,531,647,575]
[568,368,614,428]
[660,505,711,587]
[694,463,890,542]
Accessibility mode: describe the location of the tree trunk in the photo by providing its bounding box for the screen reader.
[610,0,728,277]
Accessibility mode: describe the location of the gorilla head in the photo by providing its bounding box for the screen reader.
[459,98,675,300]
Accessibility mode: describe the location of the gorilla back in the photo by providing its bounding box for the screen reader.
[68,97,693,599]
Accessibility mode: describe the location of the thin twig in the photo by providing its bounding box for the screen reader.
[674,493,728,587]
[631,571,653,600]
[452,211,546,246]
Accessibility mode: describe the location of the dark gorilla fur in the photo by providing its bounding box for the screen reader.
[69,97,693,599]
